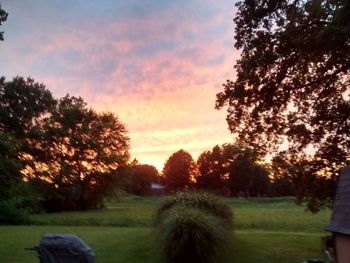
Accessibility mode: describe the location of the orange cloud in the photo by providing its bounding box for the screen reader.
[1,0,239,171]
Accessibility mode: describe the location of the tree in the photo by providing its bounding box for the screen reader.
[223,144,270,197]
[0,77,55,222]
[196,145,228,194]
[0,3,8,41]
[0,76,56,132]
[27,95,130,211]
[0,77,56,217]
[163,149,198,191]
[127,163,160,195]
[269,153,296,197]
[216,0,350,210]
[0,132,21,200]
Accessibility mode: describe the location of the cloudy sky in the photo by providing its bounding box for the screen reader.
[0,0,239,170]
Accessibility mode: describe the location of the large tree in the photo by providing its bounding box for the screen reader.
[226,146,270,197]
[0,77,56,221]
[216,0,350,210]
[127,162,160,195]
[163,149,198,191]
[0,77,55,199]
[27,95,130,211]
[0,3,8,41]
[197,145,226,192]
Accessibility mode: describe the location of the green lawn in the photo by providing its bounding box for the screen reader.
[0,196,331,263]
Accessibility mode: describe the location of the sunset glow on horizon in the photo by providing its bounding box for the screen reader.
[0,0,239,171]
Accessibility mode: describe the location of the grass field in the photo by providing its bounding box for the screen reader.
[0,196,331,263]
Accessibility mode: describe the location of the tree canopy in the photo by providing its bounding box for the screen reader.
[0,3,7,41]
[197,145,226,192]
[0,77,130,212]
[196,144,270,197]
[216,0,350,210]
[163,149,198,191]
[28,95,129,210]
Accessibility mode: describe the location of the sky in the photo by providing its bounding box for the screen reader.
[0,0,240,171]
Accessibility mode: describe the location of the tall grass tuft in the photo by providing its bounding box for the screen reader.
[155,192,234,263]
[156,191,234,230]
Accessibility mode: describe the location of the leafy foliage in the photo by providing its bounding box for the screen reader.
[216,0,350,210]
[0,181,42,225]
[196,144,270,197]
[0,132,22,200]
[28,95,130,211]
[196,146,227,192]
[0,3,8,41]
[0,196,30,225]
[0,76,130,213]
[226,146,270,197]
[0,77,55,220]
[0,77,56,138]
[163,150,198,191]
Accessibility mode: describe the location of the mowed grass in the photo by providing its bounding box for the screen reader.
[0,196,331,263]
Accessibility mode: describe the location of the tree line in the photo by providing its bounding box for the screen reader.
[0,76,303,220]
[156,146,307,199]
[2,0,349,217]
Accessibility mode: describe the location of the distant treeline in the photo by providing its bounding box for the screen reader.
[0,77,320,224]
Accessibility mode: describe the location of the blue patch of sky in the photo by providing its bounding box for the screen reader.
[62,50,84,65]
[97,58,118,77]
[207,54,225,66]
[7,0,225,26]
[135,40,177,57]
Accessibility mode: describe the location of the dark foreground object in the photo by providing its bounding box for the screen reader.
[28,233,95,263]
[326,166,350,262]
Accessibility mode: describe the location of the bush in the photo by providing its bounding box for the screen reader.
[0,182,42,225]
[0,196,30,225]
[156,191,234,230]
[155,192,234,263]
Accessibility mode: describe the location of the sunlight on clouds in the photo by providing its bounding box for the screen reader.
[0,0,237,171]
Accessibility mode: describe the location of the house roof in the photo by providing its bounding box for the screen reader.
[326,166,350,235]
[151,183,165,189]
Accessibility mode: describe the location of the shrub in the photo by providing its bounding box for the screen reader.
[0,196,30,225]
[156,191,234,230]
[0,182,42,225]
[155,192,234,263]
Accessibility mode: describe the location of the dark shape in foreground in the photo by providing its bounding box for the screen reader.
[28,233,95,263]
[326,166,350,262]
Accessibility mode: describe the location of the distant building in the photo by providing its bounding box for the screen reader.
[149,183,166,196]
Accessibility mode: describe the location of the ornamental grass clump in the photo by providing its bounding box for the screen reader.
[155,192,234,263]
[156,191,234,230]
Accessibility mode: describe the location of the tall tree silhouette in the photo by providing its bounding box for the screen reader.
[216,0,350,211]
[163,149,197,191]
[197,145,227,192]
[0,77,55,195]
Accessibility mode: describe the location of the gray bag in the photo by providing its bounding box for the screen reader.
[37,233,95,263]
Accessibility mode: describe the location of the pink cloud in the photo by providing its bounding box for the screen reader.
[1,0,239,171]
